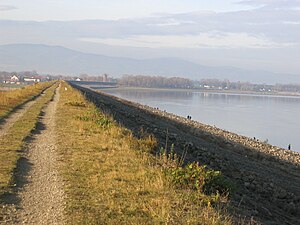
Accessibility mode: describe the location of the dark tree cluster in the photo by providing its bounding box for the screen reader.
[118,75,194,89]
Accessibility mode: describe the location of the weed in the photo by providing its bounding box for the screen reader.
[155,136,233,196]
[95,117,112,127]
[65,101,86,107]
[75,111,113,128]
[165,162,232,195]
[75,115,92,121]
[203,169,234,195]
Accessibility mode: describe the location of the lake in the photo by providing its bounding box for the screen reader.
[102,88,300,153]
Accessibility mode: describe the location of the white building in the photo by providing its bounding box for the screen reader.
[24,77,41,83]
[10,75,19,83]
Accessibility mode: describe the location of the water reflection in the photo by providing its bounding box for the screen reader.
[106,89,194,100]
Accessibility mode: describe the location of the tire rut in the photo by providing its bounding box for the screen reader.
[0,93,46,138]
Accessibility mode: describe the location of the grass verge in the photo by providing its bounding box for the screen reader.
[0,81,55,119]
[57,82,233,224]
[0,82,58,196]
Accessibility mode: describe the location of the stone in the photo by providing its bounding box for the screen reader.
[278,190,288,199]
[283,202,296,214]
[244,182,250,188]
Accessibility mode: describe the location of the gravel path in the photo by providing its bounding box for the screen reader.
[0,85,65,224]
[15,86,65,224]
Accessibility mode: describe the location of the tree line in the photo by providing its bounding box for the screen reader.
[118,75,300,93]
[118,75,194,88]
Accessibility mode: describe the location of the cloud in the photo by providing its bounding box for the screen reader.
[151,7,300,44]
[0,2,299,49]
[0,5,17,11]
[237,0,300,9]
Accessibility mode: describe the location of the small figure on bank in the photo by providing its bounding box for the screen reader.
[288,144,291,150]
[253,137,256,140]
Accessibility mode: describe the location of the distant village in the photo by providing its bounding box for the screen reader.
[0,71,116,85]
[1,71,300,93]
[0,71,48,84]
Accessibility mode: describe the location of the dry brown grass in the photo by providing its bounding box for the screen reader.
[0,82,58,196]
[57,82,233,224]
[0,82,55,119]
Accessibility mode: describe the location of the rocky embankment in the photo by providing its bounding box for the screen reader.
[71,83,300,225]
[137,102,300,166]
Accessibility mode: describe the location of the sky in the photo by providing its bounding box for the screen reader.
[0,0,300,75]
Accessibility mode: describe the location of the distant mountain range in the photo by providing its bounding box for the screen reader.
[0,43,299,84]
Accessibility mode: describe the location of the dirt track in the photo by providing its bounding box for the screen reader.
[16,86,65,224]
[0,86,65,224]
[73,84,300,225]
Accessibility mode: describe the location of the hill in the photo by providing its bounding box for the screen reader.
[0,44,299,84]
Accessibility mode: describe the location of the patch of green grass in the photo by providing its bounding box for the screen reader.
[57,82,233,224]
[65,101,87,107]
[75,109,113,128]
[0,82,58,196]
[163,160,233,195]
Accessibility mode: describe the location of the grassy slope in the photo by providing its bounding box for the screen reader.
[57,82,232,224]
[0,82,58,196]
[0,81,55,119]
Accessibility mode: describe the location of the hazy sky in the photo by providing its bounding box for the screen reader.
[0,0,299,75]
[0,1,253,20]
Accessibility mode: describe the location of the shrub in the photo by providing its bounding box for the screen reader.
[95,117,112,127]
[203,170,233,195]
[166,162,233,195]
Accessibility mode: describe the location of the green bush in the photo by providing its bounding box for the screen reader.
[95,117,112,127]
[166,162,232,195]
[203,169,233,195]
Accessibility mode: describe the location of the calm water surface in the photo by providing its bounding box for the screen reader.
[103,88,300,152]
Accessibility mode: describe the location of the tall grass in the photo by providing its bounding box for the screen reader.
[57,82,233,224]
[0,81,55,119]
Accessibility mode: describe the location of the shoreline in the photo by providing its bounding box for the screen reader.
[102,86,300,98]
[100,86,300,153]
[108,90,300,162]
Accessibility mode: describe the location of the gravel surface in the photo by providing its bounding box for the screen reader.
[73,84,300,225]
[0,86,65,224]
